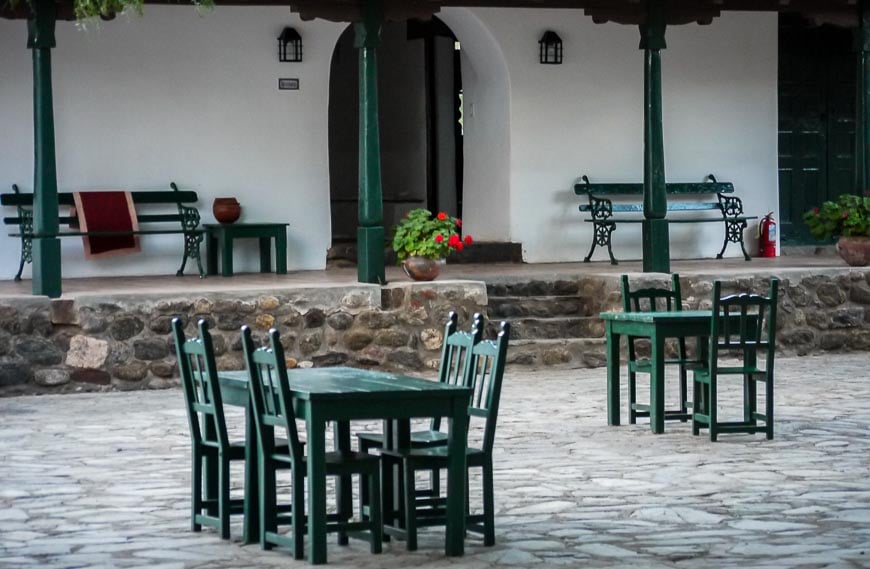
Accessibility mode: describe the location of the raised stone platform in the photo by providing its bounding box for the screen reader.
[1,257,869,396]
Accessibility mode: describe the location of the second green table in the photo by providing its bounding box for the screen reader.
[204,223,288,276]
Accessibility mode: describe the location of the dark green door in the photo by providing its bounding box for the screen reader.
[779,16,856,244]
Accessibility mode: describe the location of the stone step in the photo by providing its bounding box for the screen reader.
[488,296,596,318]
[487,280,583,298]
[491,316,605,340]
[506,338,607,369]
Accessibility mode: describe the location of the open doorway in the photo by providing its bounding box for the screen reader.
[327,17,463,257]
[778,14,856,244]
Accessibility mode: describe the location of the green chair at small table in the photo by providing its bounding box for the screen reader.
[172,319,246,540]
[241,326,383,559]
[692,278,779,441]
[380,321,510,550]
[621,274,700,424]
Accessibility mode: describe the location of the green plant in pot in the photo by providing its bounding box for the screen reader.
[803,193,870,266]
[392,209,472,281]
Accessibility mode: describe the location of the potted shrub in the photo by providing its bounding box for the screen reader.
[391,209,472,281]
[803,194,870,266]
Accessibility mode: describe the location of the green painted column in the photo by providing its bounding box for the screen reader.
[639,0,670,273]
[28,0,62,298]
[354,0,385,284]
[856,1,870,194]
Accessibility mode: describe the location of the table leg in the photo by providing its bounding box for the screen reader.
[650,330,666,434]
[220,233,234,277]
[206,234,218,276]
[334,420,352,546]
[606,321,621,426]
[445,396,468,557]
[258,237,272,273]
[275,229,287,274]
[242,397,260,544]
[306,409,328,565]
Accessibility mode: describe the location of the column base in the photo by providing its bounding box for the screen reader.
[357,226,385,284]
[32,237,62,298]
[642,218,670,273]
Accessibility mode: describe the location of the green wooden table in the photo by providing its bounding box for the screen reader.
[219,367,471,564]
[204,223,288,277]
[601,310,718,434]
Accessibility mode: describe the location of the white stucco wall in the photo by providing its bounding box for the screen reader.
[469,9,779,262]
[0,8,344,278]
[0,7,778,279]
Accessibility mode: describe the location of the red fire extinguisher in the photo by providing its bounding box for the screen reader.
[758,212,777,258]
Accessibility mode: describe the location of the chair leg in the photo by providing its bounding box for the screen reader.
[191,450,202,532]
[709,376,718,443]
[628,370,638,424]
[691,376,701,436]
[292,469,306,561]
[766,378,775,440]
[381,457,394,541]
[403,461,418,551]
[259,455,276,550]
[431,469,441,499]
[482,461,495,547]
[679,365,688,422]
[218,454,231,540]
[368,471,383,554]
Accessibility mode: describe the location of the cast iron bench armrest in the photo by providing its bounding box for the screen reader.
[1,182,205,280]
[573,174,752,265]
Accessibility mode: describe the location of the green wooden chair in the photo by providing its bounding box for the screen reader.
[621,274,698,424]
[380,321,510,550]
[172,318,244,540]
[241,326,383,559]
[692,278,779,441]
[357,311,483,502]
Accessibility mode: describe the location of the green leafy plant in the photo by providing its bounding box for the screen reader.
[803,194,870,240]
[8,0,212,21]
[391,209,472,262]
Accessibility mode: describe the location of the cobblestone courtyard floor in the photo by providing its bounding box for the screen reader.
[1,354,869,569]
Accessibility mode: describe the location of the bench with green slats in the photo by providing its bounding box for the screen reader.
[573,174,756,265]
[1,182,205,280]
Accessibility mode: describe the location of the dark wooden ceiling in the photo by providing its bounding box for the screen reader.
[0,0,864,26]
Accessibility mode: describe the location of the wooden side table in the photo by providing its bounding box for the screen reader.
[204,223,288,277]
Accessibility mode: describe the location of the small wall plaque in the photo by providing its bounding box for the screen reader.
[278,78,300,91]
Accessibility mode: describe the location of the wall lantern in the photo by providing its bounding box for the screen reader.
[278,27,303,62]
[539,31,563,65]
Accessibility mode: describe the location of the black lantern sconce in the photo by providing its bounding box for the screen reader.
[278,27,303,62]
[539,31,563,65]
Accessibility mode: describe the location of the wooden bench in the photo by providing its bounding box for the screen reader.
[1,182,205,281]
[574,174,756,265]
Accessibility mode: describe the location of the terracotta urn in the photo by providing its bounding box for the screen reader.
[836,236,870,266]
[402,256,441,281]
[213,198,241,224]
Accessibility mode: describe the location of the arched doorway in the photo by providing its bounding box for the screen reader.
[327,17,463,255]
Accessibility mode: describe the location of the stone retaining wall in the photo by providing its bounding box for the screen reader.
[0,282,487,396]
[2,268,869,396]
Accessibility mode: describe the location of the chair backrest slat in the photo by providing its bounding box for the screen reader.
[172,318,230,450]
[241,327,304,461]
[709,279,779,372]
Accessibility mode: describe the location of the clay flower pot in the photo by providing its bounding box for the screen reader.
[402,256,441,281]
[213,198,241,224]
[836,236,870,266]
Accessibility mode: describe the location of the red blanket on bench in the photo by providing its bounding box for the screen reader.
[71,191,141,258]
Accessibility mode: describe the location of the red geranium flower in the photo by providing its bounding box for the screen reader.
[456,242,464,251]
[434,234,444,243]
[813,208,820,214]
[437,212,448,221]
[455,219,462,228]
[464,235,473,245]
[448,234,461,247]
